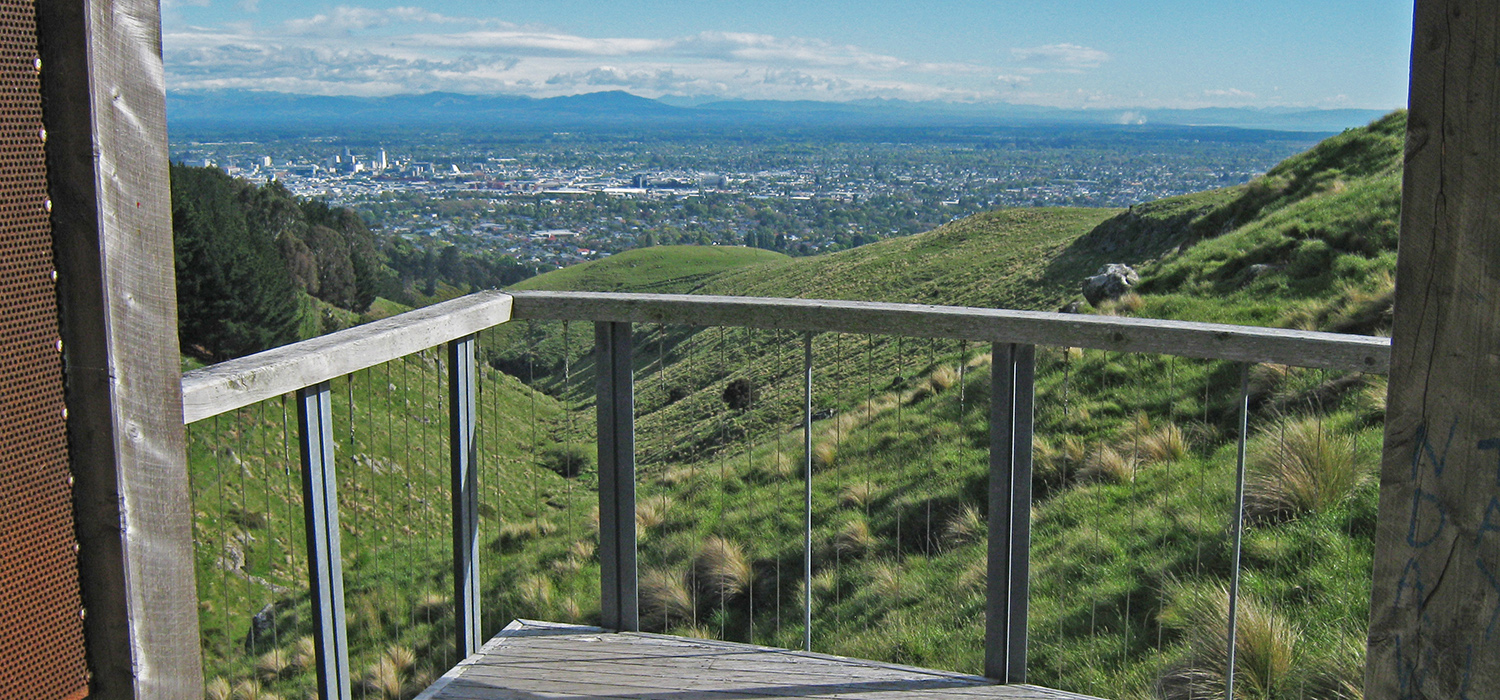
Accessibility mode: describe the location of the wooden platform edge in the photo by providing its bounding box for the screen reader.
[412,620,1108,700]
[411,620,606,700]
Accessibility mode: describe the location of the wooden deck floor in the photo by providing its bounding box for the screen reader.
[415,620,1099,700]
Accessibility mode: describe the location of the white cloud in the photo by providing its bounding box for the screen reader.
[1204,88,1256,98]
[161,9,1106,103]
[1010,43,1109,70]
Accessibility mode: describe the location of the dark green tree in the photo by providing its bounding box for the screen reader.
[171,165,303,360]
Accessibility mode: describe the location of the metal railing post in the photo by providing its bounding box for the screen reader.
[297,381,352,700]
[450,335,481,658]
[1227,362,1251,699]
[985,343,1035,683]
[596,321,639,631]
[802,331,815,653]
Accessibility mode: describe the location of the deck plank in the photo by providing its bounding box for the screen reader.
[416,621,1102,700]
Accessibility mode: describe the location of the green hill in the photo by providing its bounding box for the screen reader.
[189,112,1406,700]
[511,245,789,294]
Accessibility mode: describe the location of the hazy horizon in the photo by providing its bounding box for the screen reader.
[162,0,1414,111]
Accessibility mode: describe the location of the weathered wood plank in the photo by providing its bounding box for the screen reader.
[419,621,1104,700]
[180,291,513,423]
[509,291,1390,373]
[1367,0,1500,696]
[38,0,203,697]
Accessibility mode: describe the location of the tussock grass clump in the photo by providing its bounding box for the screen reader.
[1034,435,1087,487]
[692,536,753,605]
[1140,422,1190,464]
[943,505,984,548]
[569,539,596,561]
[812,441,838,469]
[550,556,584,575]
[205,677,232,700]
[640,567,695,628]
[414,592,449,618]
[291,636,317,674]
[1247,419,1368,521]
[1083,445,1137,484]
[834,518,877,556]
[558,597,584,623]
[928,365,959,391]
[957,558,986,594]
[362,656,405,700]
[840,482,874,509]
[230,679,283,700]
[636,494,673,532]
[865,561,906,601]
[519,574,554,610]
[254,648,292,682]
[494,518,556,550]
[1157,585,1303,700]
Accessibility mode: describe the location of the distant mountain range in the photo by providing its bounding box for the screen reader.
[166,89,1390,133]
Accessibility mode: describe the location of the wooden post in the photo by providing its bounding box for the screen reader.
[1368,0,1500,695]
[596,321,638,632]
[36,1,203,698]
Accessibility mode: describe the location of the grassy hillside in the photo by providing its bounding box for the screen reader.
[189,113,1405,700]
[511,245,788,294]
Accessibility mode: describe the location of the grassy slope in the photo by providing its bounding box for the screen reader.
[192,114,1405,700]
[511,245,789,294]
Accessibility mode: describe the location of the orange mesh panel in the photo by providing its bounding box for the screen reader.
[0,0,90,697]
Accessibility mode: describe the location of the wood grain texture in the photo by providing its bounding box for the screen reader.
[509,291,1390,373]
[418,620,1102,700]
[181,291,512,423]
[37,0,203,697]
[1367,0,1500,696]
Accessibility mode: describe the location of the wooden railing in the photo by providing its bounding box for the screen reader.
[180,290,1391,698]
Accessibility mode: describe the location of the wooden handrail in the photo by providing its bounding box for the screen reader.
[180,291,513,423]
[508,291,1391,373]
[181,289,1391,423]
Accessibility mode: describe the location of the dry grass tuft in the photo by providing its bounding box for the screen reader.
[957,558,987,593]
[834,518,877,556]
[550,556,584,575]
[640,567,696,628]
[205,677,232,700]
[495,519,555,550]
[291,636,317,673]
[840,482,875,509]
[1247,418,1369,521]
[636,495,673,533]
[1083,445,1137,484]
[1157,585,1303,700]
[361,656,405,700]
[1115,292,1145,313]
[866,561,905,601]
[414,592,449,618]
[558,597,583,623]
[230,679,283,700]
[942,505,984,548]
[519,574,554,611]
[691,536,754,605]
[569,539,596,561]
[928,365,959,391]
[1140,422,1190,464]
[812,441,838,469]
[255,648,293,682]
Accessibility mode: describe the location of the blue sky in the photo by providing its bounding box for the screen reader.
[161,0,1415,109]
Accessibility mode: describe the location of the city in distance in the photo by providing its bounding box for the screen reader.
[168,98,1352,273]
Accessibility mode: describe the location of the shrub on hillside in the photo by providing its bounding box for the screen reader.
[539,442,595,478]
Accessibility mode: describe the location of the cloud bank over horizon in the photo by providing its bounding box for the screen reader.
[161,1,1412,111]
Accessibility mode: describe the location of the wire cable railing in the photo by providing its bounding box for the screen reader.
[181,289,1389,700]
